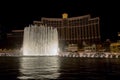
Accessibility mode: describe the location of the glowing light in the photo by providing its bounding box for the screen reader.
[62,13,68,19]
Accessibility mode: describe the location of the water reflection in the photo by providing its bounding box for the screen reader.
[18,56,60,79]
[0,57,120,80]
[58,58,120,80]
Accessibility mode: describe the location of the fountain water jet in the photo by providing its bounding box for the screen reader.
[23,25,59,56]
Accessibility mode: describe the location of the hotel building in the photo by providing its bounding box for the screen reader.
[33,13,100,47]
[33,13,101,50]
[34,13,101,50]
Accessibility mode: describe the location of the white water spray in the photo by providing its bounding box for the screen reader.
[23,25,59,56]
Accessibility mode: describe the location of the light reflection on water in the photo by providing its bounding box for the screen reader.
[0,57,120,80]
[18,56,60,79]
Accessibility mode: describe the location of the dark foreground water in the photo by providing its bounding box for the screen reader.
[0,57,120,80]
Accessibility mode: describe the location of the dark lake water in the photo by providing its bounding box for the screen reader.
[0,56,120,80]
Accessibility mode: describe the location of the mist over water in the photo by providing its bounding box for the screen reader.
[23,25,59,56]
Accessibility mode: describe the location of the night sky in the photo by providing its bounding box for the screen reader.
[0,0,119,42]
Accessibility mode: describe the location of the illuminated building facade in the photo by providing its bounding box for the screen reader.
[33,13,100,50]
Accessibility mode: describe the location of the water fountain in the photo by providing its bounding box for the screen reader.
[0,24,120,58]
[22,25,59,56]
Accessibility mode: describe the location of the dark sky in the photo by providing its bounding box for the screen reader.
[0,0,119,41]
